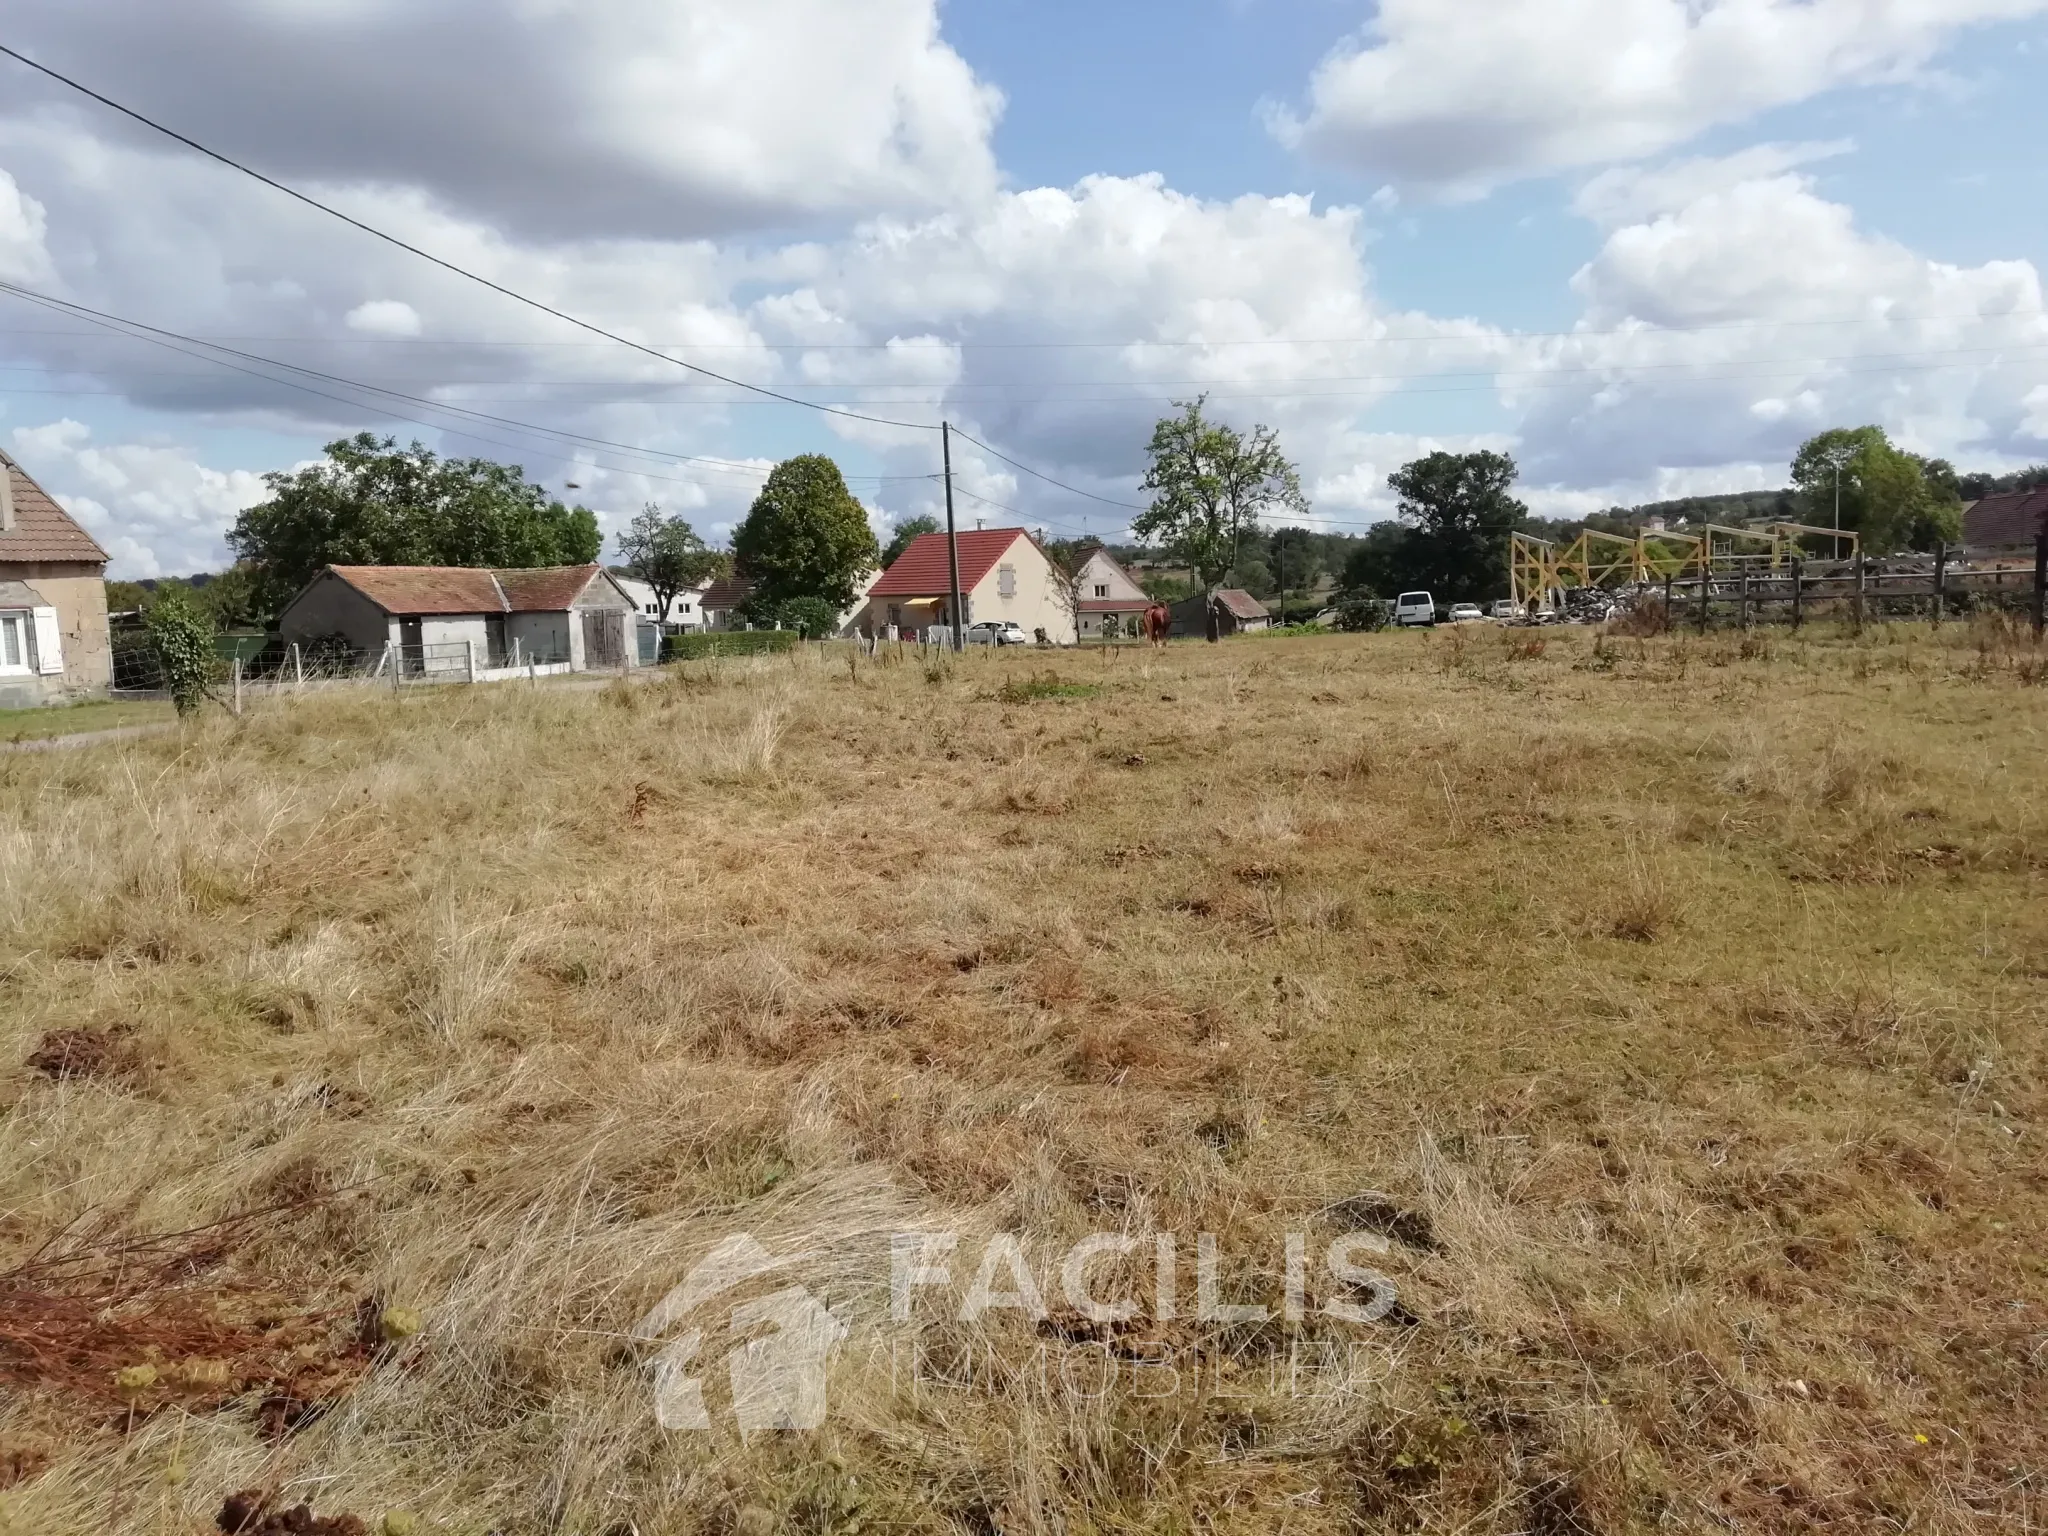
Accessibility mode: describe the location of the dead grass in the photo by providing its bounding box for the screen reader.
[1,624,2045,1534]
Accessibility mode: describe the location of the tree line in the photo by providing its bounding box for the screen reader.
[127,417,2047,634]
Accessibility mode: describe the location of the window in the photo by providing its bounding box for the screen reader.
[1094,584,1109,598]
[997,564,1017,598]
[0,614,23,671]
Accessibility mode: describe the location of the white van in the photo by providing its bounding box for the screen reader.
[1394,591,1436,627]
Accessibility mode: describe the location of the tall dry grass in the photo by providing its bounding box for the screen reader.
[1,623,2044,1534]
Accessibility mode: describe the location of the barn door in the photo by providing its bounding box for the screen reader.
[581,611,624,668]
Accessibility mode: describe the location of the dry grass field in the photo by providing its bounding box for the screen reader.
[2,620,2045,1535]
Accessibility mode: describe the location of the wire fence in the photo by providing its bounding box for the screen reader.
[108,635,580,702]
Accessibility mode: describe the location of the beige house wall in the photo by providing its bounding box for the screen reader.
[0,563,111,703]
[966,542,1077,645]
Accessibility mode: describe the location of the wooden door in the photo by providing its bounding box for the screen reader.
[581,610,624,668]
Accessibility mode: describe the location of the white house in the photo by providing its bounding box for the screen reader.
[277,563,641,674]
[613,574,707,632]
[858,528,1077,644]
[1071,548,1153,640]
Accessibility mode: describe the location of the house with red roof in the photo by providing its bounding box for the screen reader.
[0,449,112,708]
[276,562,641,675]
[860,527,1076,645]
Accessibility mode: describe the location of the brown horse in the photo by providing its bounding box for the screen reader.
[1143,603,1172,648]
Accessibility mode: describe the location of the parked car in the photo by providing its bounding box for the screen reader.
[1447,603,1487,624]
[965,620,1029,646]
[1490,599,1520,621]
[1394,591,1436,627]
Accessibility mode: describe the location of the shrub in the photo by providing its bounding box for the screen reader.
[1333,592,1392,632]
[144,584,220,716]
[662,630,801,662]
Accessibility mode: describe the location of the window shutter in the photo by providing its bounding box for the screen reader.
[31,607,64,674]
[997,564,1017,598]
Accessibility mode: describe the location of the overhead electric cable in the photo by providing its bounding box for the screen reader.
[0,281,921,489]
[0,41,937,434]
[946,427,1148,511]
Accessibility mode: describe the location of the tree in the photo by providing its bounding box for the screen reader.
[145,584,218,717]
[882,515,941,568]
[731,455,880,611]
[1134,397,1308,590]
[1381,450,1529,603]
[228,434,601,610]
[616,504,720,629]
[1790,427,1962,553]
[1039,536,1100,642]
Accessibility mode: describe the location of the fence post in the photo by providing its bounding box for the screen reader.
[466,641,477,685]
[1853,551,1867,632]
[392,643,402,694]
[232,655,243,717]
[1791,557,1804,630]
[512,636,523,671]
[1738,571,1750,630]
[1697,569,1709,633]
[2034,528,2047,640]
[291,642,304,691]
[1933,542,1947,628]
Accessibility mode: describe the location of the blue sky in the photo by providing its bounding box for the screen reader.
[1,0,2044,574]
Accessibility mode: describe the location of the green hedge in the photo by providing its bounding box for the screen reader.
[662,630,801,661]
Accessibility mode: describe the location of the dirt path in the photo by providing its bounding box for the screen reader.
[0,723,177,753]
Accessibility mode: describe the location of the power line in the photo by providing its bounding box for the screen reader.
[0,41,938,435]
[946,426,1148,511]
[5,305,2041,350]
[0,281,917,490]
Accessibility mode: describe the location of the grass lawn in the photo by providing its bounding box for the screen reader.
[0,697,174,743]
[1,621,2045,1534]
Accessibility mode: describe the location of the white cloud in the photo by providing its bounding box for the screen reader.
[0,169,52,284]
[2023,385,2048,441]
[1279,0,2048,194]
[1510,151,2048,482]
[6,0,1001,239]
[7,419,269,578]
[346,300,422,337]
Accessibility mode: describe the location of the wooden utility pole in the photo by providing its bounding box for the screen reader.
[942,421,964,652]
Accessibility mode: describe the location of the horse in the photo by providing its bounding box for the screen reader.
[1143,603,1172,648]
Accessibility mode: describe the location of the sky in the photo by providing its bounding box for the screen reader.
[0,0,2045,577]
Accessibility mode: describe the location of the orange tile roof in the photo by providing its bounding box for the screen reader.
[0,451,110,567]
[496,565,603,611]
[325,563,603,614]
[870,528,1032,597]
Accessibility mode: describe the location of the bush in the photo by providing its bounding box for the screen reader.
[1333,592,1392,632]
[662,630,801,662]
[144,585,220,716]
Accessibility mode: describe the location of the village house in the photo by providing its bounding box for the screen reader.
[699,576,756,632]
[860,528,1077,644]
[1070,548,1153,640]
[1169,588,1271,639]
[0,449,112,708]
[276,563,641,675]
[613,574,707,632]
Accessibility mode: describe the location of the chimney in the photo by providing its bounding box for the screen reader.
[0,453,15,533]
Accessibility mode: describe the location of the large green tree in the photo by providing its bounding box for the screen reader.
[731,454,880,611]
[1134,397,1307,589]
[615,504,722,628]
[1789,426,1963,553]
[1367,450,1529,604]
[228,434,601,609]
